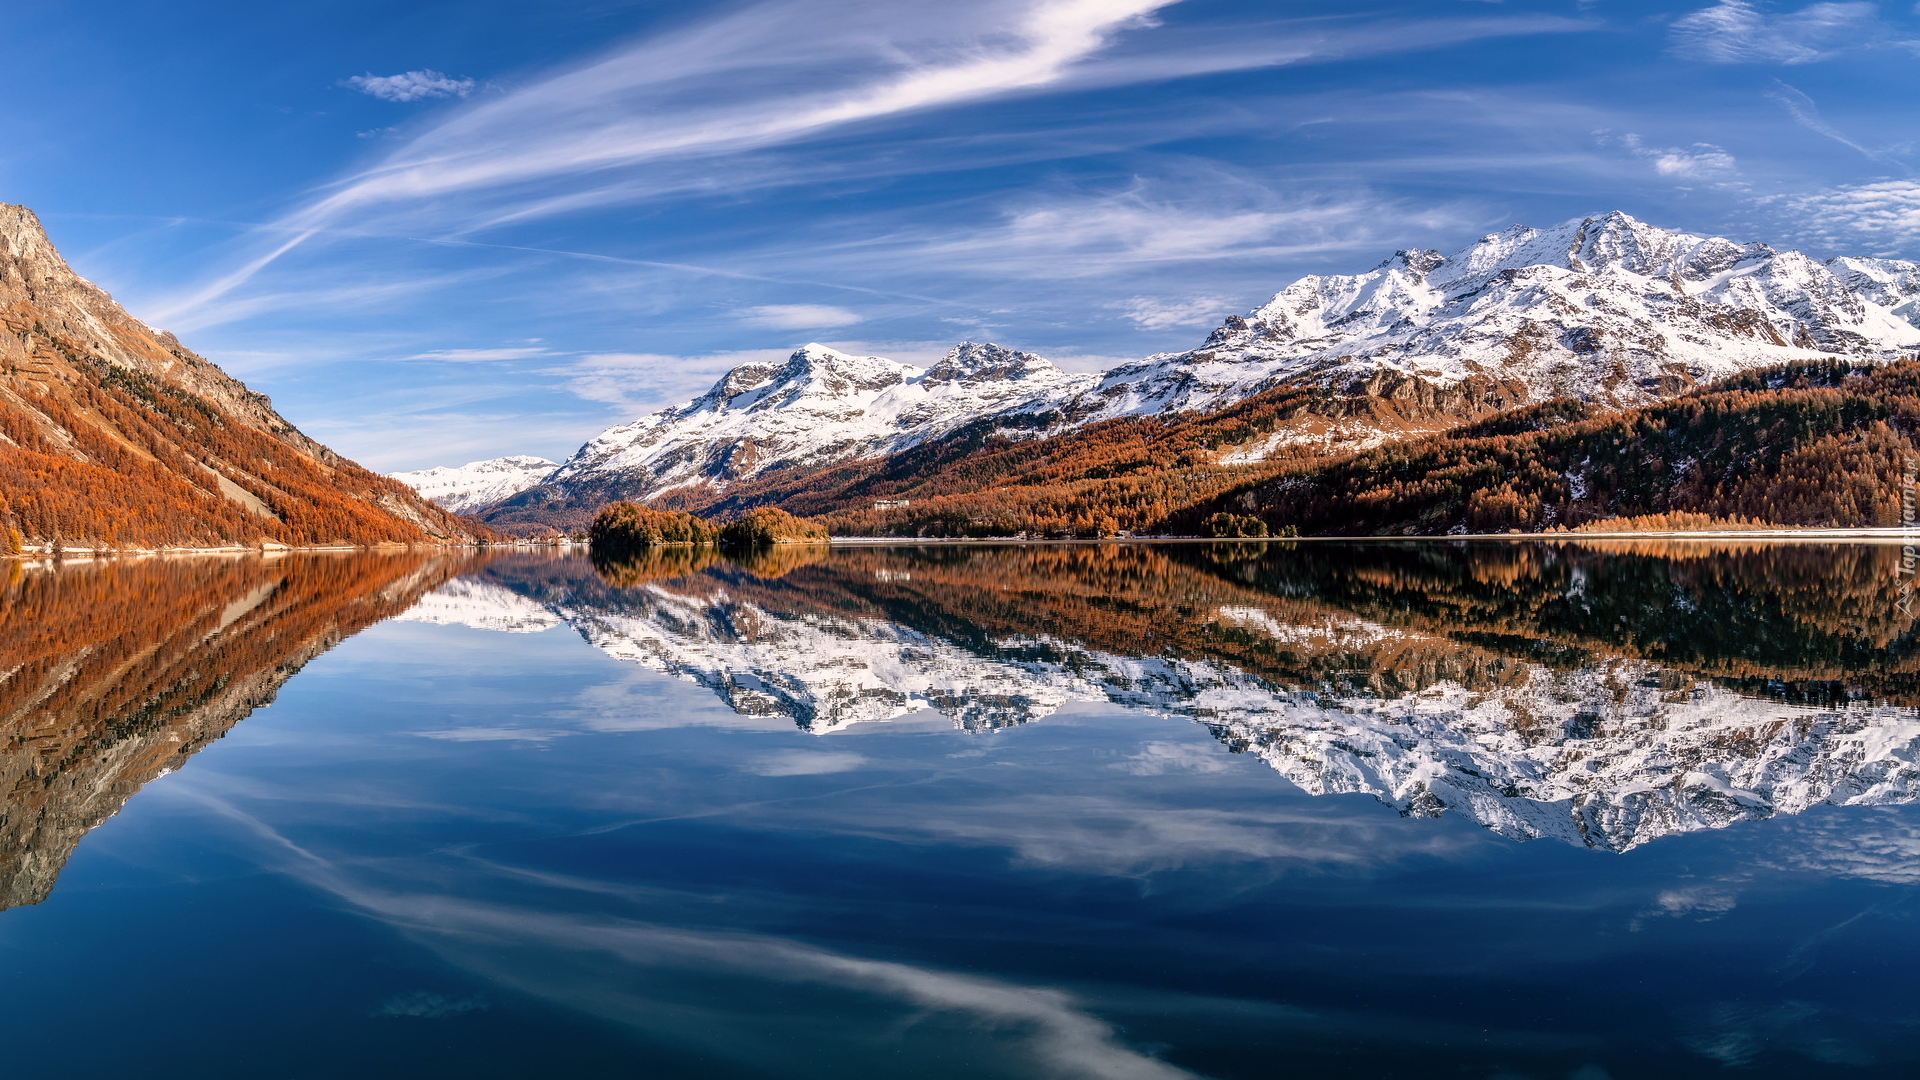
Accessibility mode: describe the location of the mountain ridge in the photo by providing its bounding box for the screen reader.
[0,204,484,550]
[400,211,1920,532]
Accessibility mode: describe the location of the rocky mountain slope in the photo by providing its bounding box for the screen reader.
[389,455,557,514]
[0,204,484,550]
[478,342,1091,530]
[1083,210,1920,444]
[435,212,1920,530]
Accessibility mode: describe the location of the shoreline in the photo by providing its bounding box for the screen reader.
[2,539,583,562]
[826,527,1918,545]
[13,528,1911,561]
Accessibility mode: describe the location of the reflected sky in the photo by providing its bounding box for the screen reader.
[0,544,1917,1077]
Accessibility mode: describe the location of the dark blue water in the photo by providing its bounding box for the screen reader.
[1,542,1916,1079]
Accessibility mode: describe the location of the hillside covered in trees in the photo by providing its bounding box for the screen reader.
[604,359,1918,538]
[0,205,486,552]
[1178,358,1918,536]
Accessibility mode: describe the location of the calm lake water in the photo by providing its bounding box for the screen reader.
[2,540,1918,1079]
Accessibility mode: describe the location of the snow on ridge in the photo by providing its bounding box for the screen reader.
[390,455,558,514]
[540,341,1095,502]
[467,211,1920,506]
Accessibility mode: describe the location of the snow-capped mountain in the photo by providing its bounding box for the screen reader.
[529,341,1091,504]
[474,212,1920,510]
[1075,210,1920,453]
[409,558,1920,853]
[390,455,557,514]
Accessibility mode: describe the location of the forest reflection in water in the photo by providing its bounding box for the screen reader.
[0,551,470,911]
[1,539,1916,914]
[458,539,1920,852]
[3,540,1920,1078]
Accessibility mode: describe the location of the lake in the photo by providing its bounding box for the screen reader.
[1,540,1917,1079]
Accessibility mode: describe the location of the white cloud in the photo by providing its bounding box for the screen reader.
[1668,1,1879,65]
[885,180,1474,279]
[1598,131,1737,179]
[1646,886,1739,919]
[1121,741,1235,775]
[737,303,864,329]
[1763,179,1920,249]
[346,70,476,103]
[1114,296,1232,331]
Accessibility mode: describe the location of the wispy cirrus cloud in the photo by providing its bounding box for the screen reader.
[864,179,1478,279]
[154,1,1596,327]
[1767,79,1912,172]
[291,1,1178,237]
[561,348,793,413]
[403,345,552,362]
[748,750,870,776]
[1112,295,1232,331]
[1668,1,1882,65]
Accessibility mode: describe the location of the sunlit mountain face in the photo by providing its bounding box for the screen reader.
[418,541,1920,853]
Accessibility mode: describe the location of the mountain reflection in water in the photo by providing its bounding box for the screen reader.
[0,552,469,910]
[433,541,1920,853]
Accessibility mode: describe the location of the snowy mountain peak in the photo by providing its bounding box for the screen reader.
[922,341,1061,386]
[522,340,1095,504]
[776,343,914,395]
[468,212,1920,518]
[389,455,558,515]
[1117,211,1920,445]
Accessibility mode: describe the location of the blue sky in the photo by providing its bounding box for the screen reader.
[5,0,1918,470]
